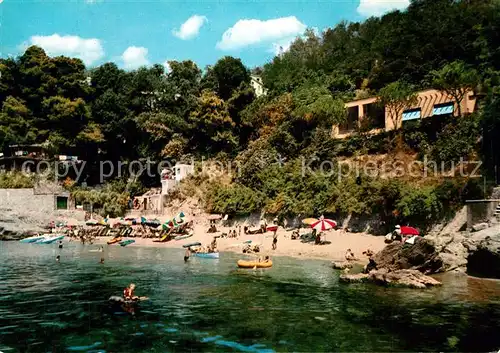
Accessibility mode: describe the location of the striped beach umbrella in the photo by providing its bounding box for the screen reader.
[310,217,337,231]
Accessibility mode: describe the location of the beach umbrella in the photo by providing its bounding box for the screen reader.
[302,218,318,225]
[310,217,337,231]
[400,226,420,236]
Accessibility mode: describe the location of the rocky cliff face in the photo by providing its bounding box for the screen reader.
[466,226,500,279]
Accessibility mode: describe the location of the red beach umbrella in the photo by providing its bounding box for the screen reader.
[400,226,420,236]
[310,217,337,231]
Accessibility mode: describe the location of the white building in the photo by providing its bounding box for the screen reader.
[250,75,267,97]
[161,163,195,195]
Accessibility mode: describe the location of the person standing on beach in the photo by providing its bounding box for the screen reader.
[272,230,278,250]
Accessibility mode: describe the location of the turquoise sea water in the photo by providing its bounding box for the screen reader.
[1,241,499,352]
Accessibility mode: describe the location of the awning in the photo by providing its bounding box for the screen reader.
[402,109,421,121]
[433,103,454,116]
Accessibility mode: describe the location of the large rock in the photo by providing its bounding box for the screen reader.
[365,237,443,274]
[426,233,469,273]
[472,222,489,232]
[340,269,441,289]
[339,273,369,283]
[332,261,353,270]
[369,269,441,288]
[466,228,500,279]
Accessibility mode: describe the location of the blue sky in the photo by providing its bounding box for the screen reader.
[0,0,410,70]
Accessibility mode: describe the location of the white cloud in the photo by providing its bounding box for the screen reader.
[27,34,104,66]
[357,0,410,17]
[270,27,320,55]
[121,46,149,70]
[216,16,307,51]
[172,15,207,40]
[271,39,294,55]
[163,60,171,73]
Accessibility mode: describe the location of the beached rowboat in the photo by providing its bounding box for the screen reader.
[36,235,64,244]
[119,239,135,247]
[19,235,45,243]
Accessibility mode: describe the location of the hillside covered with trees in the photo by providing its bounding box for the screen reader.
[1,0,500,228]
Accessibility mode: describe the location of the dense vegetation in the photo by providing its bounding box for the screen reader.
[1,0,500,227]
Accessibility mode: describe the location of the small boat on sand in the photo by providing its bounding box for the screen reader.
[237,260,273,269]
[119,239,135,247]
[193,252,219,259]
[19,235,45,243]
[174,234,193,241]
[36,235,64,244]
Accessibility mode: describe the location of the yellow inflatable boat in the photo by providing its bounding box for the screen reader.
[237,260,273,269]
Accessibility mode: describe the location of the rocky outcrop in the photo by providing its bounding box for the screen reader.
[339,273,369,283]
[332,261,353,270]
[340,269,441,288]
[365,237,443,274]
[426,233,469,273]
[369,269,441,288]
[339,237,443,289]
[466,227,500,279]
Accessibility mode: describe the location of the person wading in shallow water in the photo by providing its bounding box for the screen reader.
[184,248,191,262]
[58,240,63,249]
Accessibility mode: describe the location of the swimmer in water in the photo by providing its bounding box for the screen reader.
[99,257,105,264]
[56,255,60,262]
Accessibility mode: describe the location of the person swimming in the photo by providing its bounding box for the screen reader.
[56,255,60,262]
[123,283,137,300]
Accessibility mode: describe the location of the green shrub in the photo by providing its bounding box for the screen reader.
[0,171,36,188]
[204,182,265,216]
[429,115,480,167]
[72,187,129,217]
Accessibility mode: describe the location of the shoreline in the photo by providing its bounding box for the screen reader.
[91,226,387,263]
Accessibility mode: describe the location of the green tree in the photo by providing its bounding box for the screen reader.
[207,56,251,101]
[430,61,480,116]
[189,90,237,154]
[42,96,90,149]
[378,81,417,132]
[0,96,34,148]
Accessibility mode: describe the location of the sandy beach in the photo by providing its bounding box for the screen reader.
[93,224,386,262]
